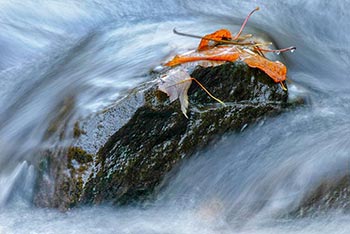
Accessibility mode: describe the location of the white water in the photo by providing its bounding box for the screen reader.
[0,0,350,233]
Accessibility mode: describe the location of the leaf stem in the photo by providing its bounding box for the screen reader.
[232,7,260,40]
[189,78,226,106]
[259,46,296,53]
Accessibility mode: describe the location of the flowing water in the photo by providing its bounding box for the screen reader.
[0,0,350,233]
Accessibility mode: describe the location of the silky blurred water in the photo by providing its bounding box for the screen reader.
[0,0,350,233]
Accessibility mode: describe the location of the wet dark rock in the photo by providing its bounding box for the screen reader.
[290,175,350,217]
[34,62,290,209]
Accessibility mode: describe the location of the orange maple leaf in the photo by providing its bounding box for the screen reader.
[197,29,232,51]
[158,7,295,117]
[164,7,295,86]
[164,45,287,83]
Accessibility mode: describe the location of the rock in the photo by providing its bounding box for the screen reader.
[34,62,290,209]
[289,174,350,217]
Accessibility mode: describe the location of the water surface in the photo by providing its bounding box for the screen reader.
[0,0,349,233]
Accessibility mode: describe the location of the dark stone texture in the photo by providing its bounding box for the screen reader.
[289,175,350,217]
[34,62,290,209]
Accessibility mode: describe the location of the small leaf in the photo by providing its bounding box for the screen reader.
[197,29,232,51]
[165,46,240,67]
[164,46,287,83]
[241,51,287,83]
[158,69,192,118]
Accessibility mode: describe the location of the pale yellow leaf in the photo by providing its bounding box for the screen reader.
[158,69,192,118]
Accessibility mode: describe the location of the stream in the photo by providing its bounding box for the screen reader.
[0,0,350,233]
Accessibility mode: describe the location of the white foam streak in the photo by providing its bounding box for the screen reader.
[0,161,34,206]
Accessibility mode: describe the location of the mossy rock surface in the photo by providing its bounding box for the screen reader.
[34,62,290,209]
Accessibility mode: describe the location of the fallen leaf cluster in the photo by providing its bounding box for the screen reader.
[158,7,295,117]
